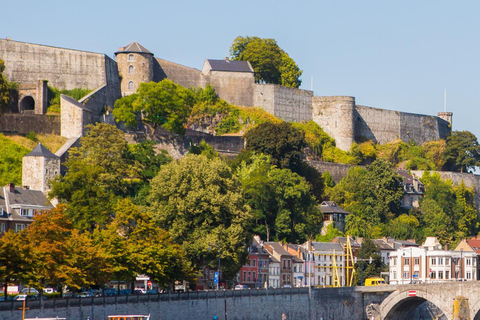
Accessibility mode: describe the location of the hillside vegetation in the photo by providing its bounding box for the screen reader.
[0,133,66,185]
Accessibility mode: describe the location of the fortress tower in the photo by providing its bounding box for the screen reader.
[437,112,453,127]
[22,143,60,194]
[115,42,154,96]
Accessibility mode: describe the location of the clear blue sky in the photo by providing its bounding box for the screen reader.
[3,0,479,139]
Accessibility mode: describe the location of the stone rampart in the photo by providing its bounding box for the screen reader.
[0,39,109,91]
[254,84,313,122]
[307,160,354,183]
[209,71,255,107]
[0,114,60,135]
[155,58,208,89]
[60,95,92,139]
[355,105,450,146]
[312,96,355,151]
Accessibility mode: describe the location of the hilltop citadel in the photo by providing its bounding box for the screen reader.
[0,38,456,196]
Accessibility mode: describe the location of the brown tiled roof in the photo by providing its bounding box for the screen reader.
[320,201,350,215]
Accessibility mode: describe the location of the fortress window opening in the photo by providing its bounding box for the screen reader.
[128,54,134,61]
[128,81,134,90]
[128,65,134,74]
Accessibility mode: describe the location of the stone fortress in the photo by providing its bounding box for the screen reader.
[0,38,454,194]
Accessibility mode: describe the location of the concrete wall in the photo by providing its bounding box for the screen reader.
[0,288,365,320]
[0,114,60,135]
[312,96,356,151]
[307,160,354,183]
[0,39,108,91]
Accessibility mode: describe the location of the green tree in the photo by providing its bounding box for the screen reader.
[147,154,252,280]
[113,80,194,134]
[237,154,322,243]
[386,214,421,240]
[188,140,219,159]
[49,123,139,230]
[244,122,306,171]
[443,131,480,173]
[230,36,302,88]
[315,224,343,242]
[0,59,13,115]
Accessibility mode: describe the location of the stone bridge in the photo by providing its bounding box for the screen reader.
[359,282,480,320]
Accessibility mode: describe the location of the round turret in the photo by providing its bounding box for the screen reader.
[115,41,154,96]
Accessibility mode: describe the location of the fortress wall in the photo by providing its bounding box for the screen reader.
[354,105,401,144]
[103,56,122,107]
[399,112,443,145]
[312,96,355,151]
[209,71,255,106]
[254,84,313,122]
[61,95,92,138]
[307,160,353,183]
[155,58,207,88]
[0,114,60,135]
[0,39,107,90]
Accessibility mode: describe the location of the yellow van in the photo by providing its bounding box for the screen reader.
[364,277,387,286]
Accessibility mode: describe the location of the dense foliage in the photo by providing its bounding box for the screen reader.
[147,154,253,279]
[443,131,480,173]
[0,134,30,185]
[236,154,322,243]
[244,122,307,171]
[230,36,302,88]
[114,80,194,134]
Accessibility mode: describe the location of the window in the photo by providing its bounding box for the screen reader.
[414,258,420,265]
[446,271,450,279]
[438,271,443,279]
[299,265,302,272]
[128,81,134,90]
[393,258,397,266]
[128,54,134,61]
[253,272,256,281]
[15,224,25,233]
[431,272,436,279]
[431,258,436,265]
[467,272,471,280]
[438,257,443,265]
[467,258,472,266]
[445,258,450,265]
[403,271,409,279]
[243,271,246,281]
[404,258,409,265]
[0,223,5,233]
[128,65,134,74]
[20,209,33,217]
[252,259,256,267]
[393,272,396,280]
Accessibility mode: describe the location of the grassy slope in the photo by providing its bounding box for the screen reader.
[0,134,67,185]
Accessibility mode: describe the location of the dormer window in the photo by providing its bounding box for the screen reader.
[128,54,135,61]
[128,65,134,74]
[20,209,34,217]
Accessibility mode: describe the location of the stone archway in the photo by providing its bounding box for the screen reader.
[379,289,451,320]
[20,96,35,112]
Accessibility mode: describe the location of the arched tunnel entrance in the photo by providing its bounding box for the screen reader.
[20,96,35,112]
[384,297,447,320]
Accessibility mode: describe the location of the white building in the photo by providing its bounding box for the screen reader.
[389,237,477,284]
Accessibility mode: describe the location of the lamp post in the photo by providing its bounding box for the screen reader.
[402,248,413,284]
[217,248,222,291]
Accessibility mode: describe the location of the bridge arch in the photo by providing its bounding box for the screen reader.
[379,289,450,320]
[470,298,480,320]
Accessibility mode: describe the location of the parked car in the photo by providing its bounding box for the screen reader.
[14,294,38,301]
[21,288,39,294]
[234,285,248,290]
[43,288,56,294]
[119,289,131,295]
[104,288,117,296]
[0,295,13,301]
[76,292,93,298]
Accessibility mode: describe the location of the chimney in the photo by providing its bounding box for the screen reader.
[225,57,230,62]
[6,183,15,193]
